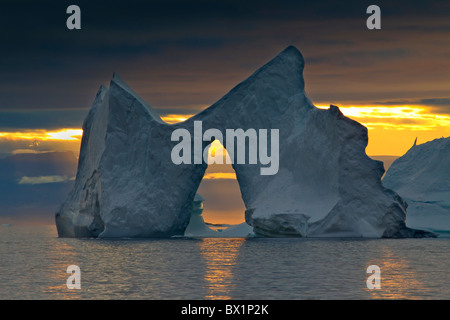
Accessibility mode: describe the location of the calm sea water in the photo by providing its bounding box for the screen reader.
[1,225,450,300]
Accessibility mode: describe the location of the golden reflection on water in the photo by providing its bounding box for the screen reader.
[366,247,430,299]
[199,238,245,300]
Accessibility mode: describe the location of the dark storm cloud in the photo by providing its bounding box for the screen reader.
[0,0,449,118]
[369,98,450,115]
[0,110,87,130]
[420,98,450,107]
[373,98,450,106]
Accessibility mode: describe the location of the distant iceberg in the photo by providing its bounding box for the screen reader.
[56,46,431,238]
[184,194,254,238]
[383,137,450,235]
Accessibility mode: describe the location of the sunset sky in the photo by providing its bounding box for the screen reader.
[1,0,449,224]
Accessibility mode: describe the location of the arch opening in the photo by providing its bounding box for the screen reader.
[184,140,252,237]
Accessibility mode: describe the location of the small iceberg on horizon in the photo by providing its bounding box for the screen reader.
[183,194,254,238]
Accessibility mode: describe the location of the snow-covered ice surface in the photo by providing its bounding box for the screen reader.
[383,137,450,235]
[56,46,431,238]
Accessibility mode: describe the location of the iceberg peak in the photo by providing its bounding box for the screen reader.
[252,45,305,90]
[277,45,304,62]
[109,72,164,124]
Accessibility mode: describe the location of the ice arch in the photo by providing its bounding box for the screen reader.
[55,46,431,238]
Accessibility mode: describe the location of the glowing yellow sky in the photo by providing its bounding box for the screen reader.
[320,105,450,155]
[1,105,448,158]
[203,172,237,180]
[0,129,83,141]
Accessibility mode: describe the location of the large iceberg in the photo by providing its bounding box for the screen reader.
[56,46,430,238]
[383,137,450,234]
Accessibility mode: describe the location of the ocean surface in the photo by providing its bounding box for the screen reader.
[1,225,450,300]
